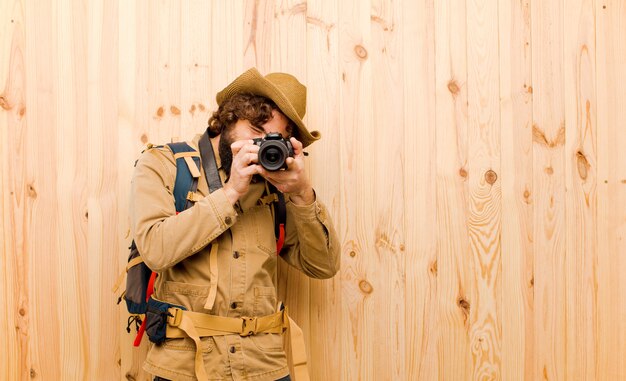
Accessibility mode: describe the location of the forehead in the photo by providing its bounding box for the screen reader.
[239,110,290,131]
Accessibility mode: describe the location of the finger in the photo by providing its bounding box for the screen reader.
[285,157,297,169]
[239,152,258,165]
[290,137,304,157]
[240,164,262,176]
[230,139,253,156]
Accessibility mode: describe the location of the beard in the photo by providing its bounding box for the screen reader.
[218,126,235,177]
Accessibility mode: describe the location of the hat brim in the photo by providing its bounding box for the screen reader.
[216,68,320,147]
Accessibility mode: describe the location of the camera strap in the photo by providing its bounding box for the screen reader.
[198,129,223,193]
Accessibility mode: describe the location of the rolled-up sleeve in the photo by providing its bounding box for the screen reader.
[279,195,340,279]
[129,148,237,271]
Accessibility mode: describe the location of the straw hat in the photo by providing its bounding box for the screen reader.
[215,67,320,147]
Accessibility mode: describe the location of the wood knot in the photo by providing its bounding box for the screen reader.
[19,308,26,316]
[198,103,206,112]
[170,105,181,115]
[429,260,438,276]
[523,189,531,204]
[358,280,373,294]
[576,151,589,180]
[0,95,11,110]
[140,134,148,144]
[125,373,136,381]
[349,250,357,258]
[529,277,534,287]
[545,166,554,175]
[19,106,26,118]
[156,106,164,118]
[527,85,533,94]
[447,80,460,95]
[189,104,196,115]
[27,184,37,199]
[30,369,37,378]
[459,167,468,178]
[458,297,470,312]
[485,170,497,185]
[354,45,368,60]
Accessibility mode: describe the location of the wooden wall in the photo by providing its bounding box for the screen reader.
[1,1,625,380]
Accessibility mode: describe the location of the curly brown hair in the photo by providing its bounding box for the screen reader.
[207,93,294,138]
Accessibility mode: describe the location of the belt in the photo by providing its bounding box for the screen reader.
[163,307,308,381]
[166,308,286,338]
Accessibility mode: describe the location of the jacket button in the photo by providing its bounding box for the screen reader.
[230,302,238,309]
[229,346,236,353]
[224,216,232,225]
[233,251,240,259]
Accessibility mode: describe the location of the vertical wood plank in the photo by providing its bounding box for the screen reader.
[148,0,181,142]
[24,0,61,379]
[305,0,342,379]
[596,1,626,379]
[563,0,598,380]
[243,0,274,73]
[0,1,27,380]
[370,0,406,379]
[498,0,534,379]
[338,0,375,379]
[402,0,438,379]
[531,0,567,379]
[210,0,244,107]
[87,0,120,379]
[56,0,89,378]
[466,0,502,378]
[434,0,472,378]
[181,0,211,136]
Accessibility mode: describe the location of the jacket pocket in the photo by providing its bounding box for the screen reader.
[163,336,215,353]
[252,205,277,256]
[253,286,277,316]
[162,281,210,311]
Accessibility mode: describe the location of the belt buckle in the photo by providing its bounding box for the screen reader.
[240,317,257,336]
[167,308,183,327]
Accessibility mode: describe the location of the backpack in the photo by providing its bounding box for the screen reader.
[114,133,286,346]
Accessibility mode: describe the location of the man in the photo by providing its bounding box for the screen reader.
[130,67,340,381]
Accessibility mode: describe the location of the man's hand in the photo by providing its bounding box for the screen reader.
[260,137,315,205]
[223,140,261,204]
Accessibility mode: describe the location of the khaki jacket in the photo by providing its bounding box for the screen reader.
[130,134,340,381]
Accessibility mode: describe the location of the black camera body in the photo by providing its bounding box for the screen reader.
[253,133,294,171]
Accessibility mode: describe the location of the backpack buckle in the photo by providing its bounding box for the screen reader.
[240,317,257,336]
[167,307,184,327]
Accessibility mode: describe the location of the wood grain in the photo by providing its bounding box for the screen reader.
[596,1,626,379]
[338,0,376,379]
[434,0,472,379]
[532,0,567,379]
[0,1,27,380]
[564,1,598,380]
[498,0,534,379]
[466,0,502,378]
[402,0,438,380]
[305,0,342,380]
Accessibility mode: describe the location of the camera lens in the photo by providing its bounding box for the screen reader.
[259,142,288,171]
[265,148,281,164]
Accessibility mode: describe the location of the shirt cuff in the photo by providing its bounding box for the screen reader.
[201,187,238,229]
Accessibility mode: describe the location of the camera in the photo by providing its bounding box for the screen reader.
[253,133,294,171]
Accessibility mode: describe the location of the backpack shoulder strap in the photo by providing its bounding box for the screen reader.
[167,142,201,212]
[198,130,223,193]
